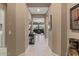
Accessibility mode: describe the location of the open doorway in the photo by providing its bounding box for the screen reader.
[25,3,54,56]
[28,17,45,45]
[0,6,7,55]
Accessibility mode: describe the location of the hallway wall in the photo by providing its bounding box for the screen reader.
[47,4,67,55]
[67,3,78,51]
[6,3,31,56]
[16,3,31,55]
[61,4,67,56]
[6,3,16,55]
[47,4,62,55]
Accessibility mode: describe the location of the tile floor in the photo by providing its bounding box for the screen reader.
[20,34,57,56]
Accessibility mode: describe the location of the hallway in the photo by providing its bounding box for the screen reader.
[20,34,57,56]
[0,3,79,56]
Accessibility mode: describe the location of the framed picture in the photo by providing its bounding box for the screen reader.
[67,38,79,56]
[70,4,79,30]
[49,15,52,31]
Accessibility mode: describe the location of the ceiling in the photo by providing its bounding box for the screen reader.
[29,7,48,14]
[27,3,50,7]
[27,3,50,14]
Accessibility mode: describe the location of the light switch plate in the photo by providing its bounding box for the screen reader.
[9,30,11,35]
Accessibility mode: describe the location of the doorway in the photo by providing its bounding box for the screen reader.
[0,8,7,55]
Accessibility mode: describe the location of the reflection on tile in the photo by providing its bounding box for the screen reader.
[20,34,57,56]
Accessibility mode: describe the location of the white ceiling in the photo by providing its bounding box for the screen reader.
[27,3,50,7]
[29,7,48,14]
[33,18,44,23]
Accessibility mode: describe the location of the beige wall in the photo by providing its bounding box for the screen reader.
[47,4,62,55]
[6,4,16,55]
[16,3,31,55]
[67,3,78,51]
[6,3,30,56]
[45,3,79,56]
[47,4,68,55]
[61,4,67,56]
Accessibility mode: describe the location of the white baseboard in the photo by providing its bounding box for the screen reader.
[49,47,59,56]
[47,45,59,56]
[19,45,29,56]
